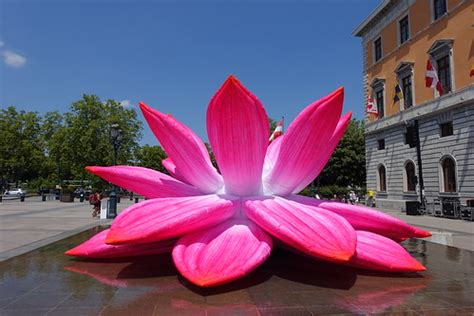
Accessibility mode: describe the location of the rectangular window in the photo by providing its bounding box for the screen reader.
[437,55,452,94]
[374,37,382,62]
[375,90,384,118]
[401,75,413,109]
[399,16,410,44]
[434,0,447,20]
[405,125,417,148]
[378,166,387,192]
[378,139,385,150]
[440,121,453,137]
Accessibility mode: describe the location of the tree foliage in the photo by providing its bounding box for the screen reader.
[316,119,366,189]
[59,95,142,181]
[134,145,167,173]
[0,107,46,186]
[1,95,142,189]
[268,117,277,132]
[1,104,365,194]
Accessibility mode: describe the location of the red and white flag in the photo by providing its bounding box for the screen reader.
[366,96,378,116]
[425,59,443,95]
[269,119,284,142]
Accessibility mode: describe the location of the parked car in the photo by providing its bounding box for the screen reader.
[73,188,85,198]
[4,188,26,196]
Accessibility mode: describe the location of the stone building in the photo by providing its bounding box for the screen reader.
[353,0,473,211]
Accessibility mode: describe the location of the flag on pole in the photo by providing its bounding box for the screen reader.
[425,59,443,94]
[269,118,284,142]
[393,84,404,103]
[366,96,378,116]
[470,64,474,77]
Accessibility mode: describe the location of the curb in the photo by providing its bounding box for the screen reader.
[0,219,112,263]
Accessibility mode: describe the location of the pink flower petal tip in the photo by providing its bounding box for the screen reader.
[172,219,272,287]
[348,231,426,273]
[65,229,175,259]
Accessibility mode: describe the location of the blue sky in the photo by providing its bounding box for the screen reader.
[1,0,378,145]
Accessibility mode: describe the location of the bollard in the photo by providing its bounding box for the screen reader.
[42,194,46,202]
[129,192,134,201]
[135,197,139,203]
[0,195,2,203]
[117,196,121,203]
[80,195,84,202]
[20,194,25,202]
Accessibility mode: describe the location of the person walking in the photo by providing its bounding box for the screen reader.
[349,191,357,205]
[89,190,102,218]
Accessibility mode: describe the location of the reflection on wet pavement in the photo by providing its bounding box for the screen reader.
[1,226,473,315]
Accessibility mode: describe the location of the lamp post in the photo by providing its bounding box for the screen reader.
[108,124,122,219]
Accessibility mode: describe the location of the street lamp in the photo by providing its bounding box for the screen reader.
[108,123,122,219]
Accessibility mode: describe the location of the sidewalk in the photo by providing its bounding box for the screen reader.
[1,197,473,262]
[376,206,474,251]
[0,196,137,261]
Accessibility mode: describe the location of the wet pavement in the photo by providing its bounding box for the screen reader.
[0,227,473,315]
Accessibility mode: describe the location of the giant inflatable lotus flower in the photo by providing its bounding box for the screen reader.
[66,76,431,287]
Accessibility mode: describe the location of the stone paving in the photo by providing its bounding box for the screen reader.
[0,196,136,261]
[380,207,474,251]
[0,228,473,315]
[0,196,473,262]
[0,196,473,314]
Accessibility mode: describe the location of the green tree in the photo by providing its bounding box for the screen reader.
[0,107,46,186]
[135,145,167,173]
[268,117,277,132]
[58,95,142,183]
[317,119,366,189]
[40,111,65,184]
[204,143,219,170]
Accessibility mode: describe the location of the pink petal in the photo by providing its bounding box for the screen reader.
[263,135,283,178]
[207,76,269,196]
[65,229,175,258]
[172,219,272,287]
[291,112,352,194]
[244,197,356,263]
[348,231,426,272]
[106,195,238,245]
[289,195,431,240]
[85,166,201,198]
[140,101,223,194]
[264,88,344,196]
[161,158,189,184]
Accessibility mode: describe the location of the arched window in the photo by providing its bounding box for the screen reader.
[405,161,416,192]
[378,165,387,192]
[441,157,457,192]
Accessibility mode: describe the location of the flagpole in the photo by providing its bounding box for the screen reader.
[281,116,285,133]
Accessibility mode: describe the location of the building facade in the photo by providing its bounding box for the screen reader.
[353,0,474,210]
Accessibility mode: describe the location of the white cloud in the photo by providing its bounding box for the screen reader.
[3,50,27,68]
[119,100,133,108]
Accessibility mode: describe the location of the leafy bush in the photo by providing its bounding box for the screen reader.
[318,185,348,199]
[25,176,57,191]
[298,187,314,197]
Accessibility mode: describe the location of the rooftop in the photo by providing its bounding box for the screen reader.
[353,0,393,37]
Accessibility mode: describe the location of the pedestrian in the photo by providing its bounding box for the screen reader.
[89,190,102,218]
[349,191,357,205]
